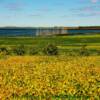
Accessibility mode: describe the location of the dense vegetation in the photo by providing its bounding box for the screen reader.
[0,34,100,99]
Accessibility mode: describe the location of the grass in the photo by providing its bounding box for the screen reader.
[0,34,100,55]
[0,34,100,46]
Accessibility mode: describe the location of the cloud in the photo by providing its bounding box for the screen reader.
[29,14,43,17]
[35,8,52,13]
[70,4,100,17]
[91,0,98,3]
[54,2,66,6]
[59,15,69,18]
[78,0,99,4]
[5,1,24,11]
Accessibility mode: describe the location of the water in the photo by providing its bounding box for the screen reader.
[0,29,37,36]
[68,29,100,35]
[0,28,100,36]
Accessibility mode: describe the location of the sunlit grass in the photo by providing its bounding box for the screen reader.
[0,55,100,99]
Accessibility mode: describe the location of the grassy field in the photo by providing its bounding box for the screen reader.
[0,34,100,55]
[0,34,100,99]
[0,34,100,46]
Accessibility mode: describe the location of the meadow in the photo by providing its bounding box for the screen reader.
[0,34,100,100]
[0,34,100,55]
[0,34,100,46]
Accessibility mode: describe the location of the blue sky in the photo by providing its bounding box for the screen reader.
[0,0,100,27]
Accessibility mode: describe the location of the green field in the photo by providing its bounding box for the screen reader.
[0,34,100,46]
[0,34,100,55]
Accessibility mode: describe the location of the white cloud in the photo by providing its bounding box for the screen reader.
[91,0,98,3]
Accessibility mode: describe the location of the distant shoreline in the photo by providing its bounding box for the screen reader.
[0,26,100,30]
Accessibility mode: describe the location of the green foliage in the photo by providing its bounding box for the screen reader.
[28,47,39,55]
[13,45,26,56]
[43,44,58,55]
[79,45,90,56]
[97,50,100,55]
[0,47,11,55]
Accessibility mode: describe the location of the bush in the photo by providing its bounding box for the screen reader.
[29,47,39,55]
[79,45,90,56]
[0,47,10,55]
[13,45,26,56]
[43,44,58,55]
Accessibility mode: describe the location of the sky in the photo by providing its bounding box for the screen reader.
[0,0,100,27]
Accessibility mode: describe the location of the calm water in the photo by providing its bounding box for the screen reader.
[0,29,37,36]
[68,29,100,34]
[0,28,100,36]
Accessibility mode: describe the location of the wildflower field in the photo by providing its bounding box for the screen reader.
[0,34,100,100]
[0,55,100,100]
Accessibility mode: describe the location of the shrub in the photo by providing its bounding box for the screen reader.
[43,44,58,55]
[79,45,90,56]
[29,47,39,55]
[97,50,100,55]
[0,47,10,55]
[13,45,26,56]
